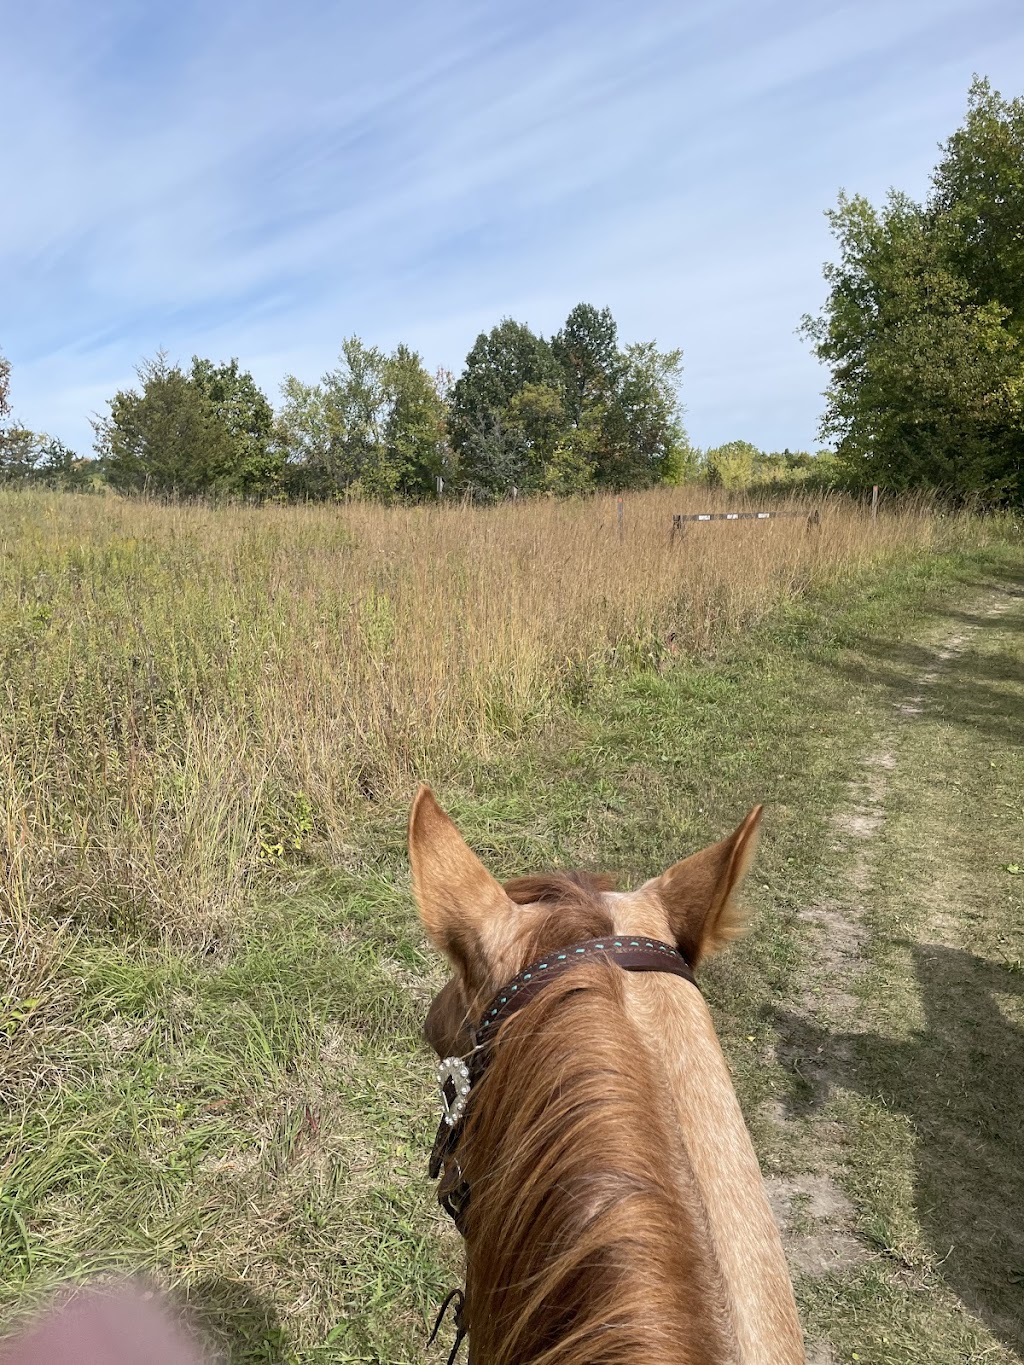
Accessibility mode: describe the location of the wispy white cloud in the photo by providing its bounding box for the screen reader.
[2,0,1023,455]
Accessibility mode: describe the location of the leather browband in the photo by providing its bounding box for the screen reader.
[473,935,698,1052]
[428,935,699,1242]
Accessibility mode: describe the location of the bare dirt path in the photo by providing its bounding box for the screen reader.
[765,584,1024,1364]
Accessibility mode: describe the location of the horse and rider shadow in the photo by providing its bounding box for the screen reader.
[776,941,1024,1353]
[178,1277,289,1364]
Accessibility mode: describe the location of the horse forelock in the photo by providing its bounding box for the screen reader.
[503,869,619,907]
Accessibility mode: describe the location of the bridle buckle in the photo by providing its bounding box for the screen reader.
[436,1055,472,1128]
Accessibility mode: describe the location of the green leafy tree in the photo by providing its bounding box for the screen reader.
[323,337,390,495]
[661,438,703,486]
[0,427,94,489]
[502,382,572,493]
[384,345,450,497]
[273,313,689,502]
[0,354,92,489]
[96,354,278,497]
[0,425,43,483]
[803,191,1022,498]
[552,304,622,426]
[597,342,686,489]
[449,319,561,497]
[744,448,820,487]
[94,353,237,495]
[804,79,1024,502]
[190,358,280,496]
[705,439,760,490]
[275,377,336,498]
[0,349,10,438]
[449,310,687,495]
[552,308,688,490]
[0,349,22,477]
[277,340,450,501]
[932,78,1024,328]
[35,438,94,490]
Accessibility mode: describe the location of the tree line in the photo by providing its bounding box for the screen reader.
[0,306,695,500]
[0,335,823,497]
[2,78,1022,503]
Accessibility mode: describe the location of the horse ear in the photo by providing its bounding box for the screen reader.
[409,785,516,996]
[651,807,763,968]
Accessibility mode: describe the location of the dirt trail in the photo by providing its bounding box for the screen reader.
[765,588,1019,1365]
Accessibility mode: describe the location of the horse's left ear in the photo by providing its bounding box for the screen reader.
[649,806,763,969]
[409,785,517,997]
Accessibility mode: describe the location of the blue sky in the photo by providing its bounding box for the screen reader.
[3,0,1023,457]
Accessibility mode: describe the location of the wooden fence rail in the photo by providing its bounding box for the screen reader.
[670,508,821,541]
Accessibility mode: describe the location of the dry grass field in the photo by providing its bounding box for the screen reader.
[0,485,975,943]
[1,486,1020,1363]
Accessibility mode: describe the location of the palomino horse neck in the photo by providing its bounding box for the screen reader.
[410,787,805,1365]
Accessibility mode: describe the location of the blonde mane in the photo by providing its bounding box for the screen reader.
[455,878,733,1365]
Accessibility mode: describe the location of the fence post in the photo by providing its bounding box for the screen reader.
[871,484,879,522]
[437,475,444,498]
[617,497,624,541]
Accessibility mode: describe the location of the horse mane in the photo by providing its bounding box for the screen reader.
[459,877,733,1365]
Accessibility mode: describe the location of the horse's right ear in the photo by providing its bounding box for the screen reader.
[649,806,763,968]
[409,786,516,997]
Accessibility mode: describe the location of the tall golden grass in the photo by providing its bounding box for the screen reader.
[0,485,982,944]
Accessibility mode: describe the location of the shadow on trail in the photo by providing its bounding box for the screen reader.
[930,607,1024,634]
[777,944,1024,1352]
[825,571,1024,750]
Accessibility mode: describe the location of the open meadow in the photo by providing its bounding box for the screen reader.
[2,487,1022,1363]
[0,486,970,939]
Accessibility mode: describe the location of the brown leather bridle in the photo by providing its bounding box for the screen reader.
[426,934,699,1361]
